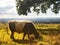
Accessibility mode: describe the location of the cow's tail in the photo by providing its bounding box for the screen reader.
[6,23,10,35]
[6,27,10,35]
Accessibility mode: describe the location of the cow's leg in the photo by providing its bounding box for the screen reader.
[28,33,30,39]
[10,32,14,39]
[23,33,26,40]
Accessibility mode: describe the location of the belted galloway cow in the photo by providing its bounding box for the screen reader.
[8,20,42,40]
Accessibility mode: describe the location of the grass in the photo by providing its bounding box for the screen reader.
[0,22,60,45]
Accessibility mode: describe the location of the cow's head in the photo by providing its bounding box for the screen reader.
[34,31,43,40]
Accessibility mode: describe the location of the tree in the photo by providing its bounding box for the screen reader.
[16,0,60,15]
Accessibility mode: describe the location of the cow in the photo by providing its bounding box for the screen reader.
[8,20,42,40]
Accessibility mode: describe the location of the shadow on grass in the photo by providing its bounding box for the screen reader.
[12,39,38,44]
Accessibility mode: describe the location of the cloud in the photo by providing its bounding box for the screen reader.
[0,5,13,13]
[0,0,17,14]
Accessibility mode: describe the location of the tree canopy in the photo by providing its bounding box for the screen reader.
[16,0,60,15]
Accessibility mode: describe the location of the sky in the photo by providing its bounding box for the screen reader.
[0,0,60,19]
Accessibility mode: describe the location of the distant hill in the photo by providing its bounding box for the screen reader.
[0,17,60,23]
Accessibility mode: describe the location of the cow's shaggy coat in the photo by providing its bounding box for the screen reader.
[8,20,42,40]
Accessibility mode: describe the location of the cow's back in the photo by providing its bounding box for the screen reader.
[8,20,33,33]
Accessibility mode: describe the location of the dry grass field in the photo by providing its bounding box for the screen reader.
[0,22,60,45]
